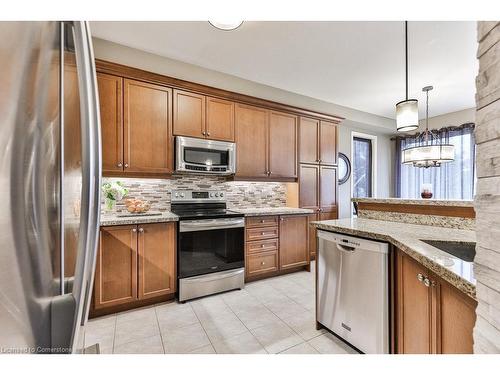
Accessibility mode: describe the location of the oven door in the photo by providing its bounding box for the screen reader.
[175,136,236,174]
[178,217,244,278]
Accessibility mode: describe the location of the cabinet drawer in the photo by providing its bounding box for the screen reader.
[246,238,279,254]
[246,226,279,241]
[246,216,279,228]
[246,251,278,277]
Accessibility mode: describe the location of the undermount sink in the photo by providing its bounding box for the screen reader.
[420,239,476,262]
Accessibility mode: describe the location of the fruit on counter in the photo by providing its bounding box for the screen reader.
[124,198,151,213]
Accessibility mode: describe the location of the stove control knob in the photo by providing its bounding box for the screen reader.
[180,192,185,198]
[174,193,179,198]
[220,192,224,197]
[210,192,215,198]
[214,192,219,198]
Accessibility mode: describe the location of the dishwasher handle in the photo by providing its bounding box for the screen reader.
[336,243,356,252]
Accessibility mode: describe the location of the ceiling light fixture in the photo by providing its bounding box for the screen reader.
[208,20,243,31]
[402,86,455,168]
[396,21,419,132]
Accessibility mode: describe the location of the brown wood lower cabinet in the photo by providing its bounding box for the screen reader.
[245,215,309,280]
[93,222,176,314]
[396,249,476,354]
[279,215,309,269]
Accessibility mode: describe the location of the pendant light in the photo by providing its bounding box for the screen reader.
[401,86,455,168]
[396,21,419,132]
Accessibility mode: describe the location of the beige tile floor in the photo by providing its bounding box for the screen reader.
[85,263,357,354]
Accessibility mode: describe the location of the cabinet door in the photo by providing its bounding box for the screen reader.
[235,104,269,178]
[319,165,338,212]
[206,96,235,141]
[138,223,176,300]
[269,111,298,178]
[98,73,123,173]
[307,213,319,260]
[299,164,319,210]
[299,117,319,164]
[279,215,309,270]
[397,252,434,354]
[318,210,338,221]
[173,89,206,138]
[439,280,476,353]
[124,79,173,174]
[319,120,338,165]
[94,226,138,309]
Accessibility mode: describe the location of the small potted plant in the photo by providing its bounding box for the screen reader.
[102,181,128,211]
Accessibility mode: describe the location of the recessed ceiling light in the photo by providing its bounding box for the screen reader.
[208,21,243,31]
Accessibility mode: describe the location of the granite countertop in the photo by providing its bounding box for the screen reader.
[352,197,474,207]
[100,207,313,226]
[311,217,476,299]
[100,211,179,226]
[230,207,315,216]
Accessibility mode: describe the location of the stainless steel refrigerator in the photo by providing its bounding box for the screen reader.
[0,21,101,354]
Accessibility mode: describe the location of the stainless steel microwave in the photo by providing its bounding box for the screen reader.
[175,136,236,175]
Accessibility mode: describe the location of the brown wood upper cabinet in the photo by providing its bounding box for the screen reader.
[173,89,235,142]
[236,104,297,180]
[93,223,176,311]
[269,111,298,178]
[98,73,123,174]
[98,75,173,176]
[299,164,338,214]
[396,250,476,354]
[299,117,338,165]
[124,79,173,174]
[279,215,309,269]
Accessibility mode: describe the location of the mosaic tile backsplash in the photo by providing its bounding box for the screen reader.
[101,176,287,213]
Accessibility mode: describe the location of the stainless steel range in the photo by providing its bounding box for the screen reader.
[171,190,245,302]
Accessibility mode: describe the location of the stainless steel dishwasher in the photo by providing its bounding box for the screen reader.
[317,230,389,354]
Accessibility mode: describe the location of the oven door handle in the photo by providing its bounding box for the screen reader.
[179,218,245,232]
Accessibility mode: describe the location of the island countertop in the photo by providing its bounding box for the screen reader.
[311,217,476,299]
[352,197,474,207]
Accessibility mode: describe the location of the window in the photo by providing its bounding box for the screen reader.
[394,124,476,200]
[352,135,375,198]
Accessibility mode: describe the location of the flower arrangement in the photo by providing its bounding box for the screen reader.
[102,181,128,211]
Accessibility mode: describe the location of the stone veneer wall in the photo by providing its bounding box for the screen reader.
[101,176,287,213]
[473,21,500,353]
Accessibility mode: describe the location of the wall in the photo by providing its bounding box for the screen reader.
[92,37,396,133]
[337,124,394,218]
[473,21,500,353]
[91,37,395,219]
[101,176,287,214]
[417,107,476,131]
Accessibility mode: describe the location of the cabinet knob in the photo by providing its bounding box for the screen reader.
[138,228,144,233]
[260,220,265,223]
[124,163,129,168]
[261,261,265,265]
[132,228,137,233]
[261,244,265,248]
[117,162,123,167]
[202,131,206,136]
[207,132,211,136]
[417,273,424,283]
[318,159,322,163]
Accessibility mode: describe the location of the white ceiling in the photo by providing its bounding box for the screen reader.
[90,21,478,120]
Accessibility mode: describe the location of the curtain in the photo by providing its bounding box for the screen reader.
[394,123,476,200]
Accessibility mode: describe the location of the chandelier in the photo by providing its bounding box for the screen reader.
[401,86,455,168]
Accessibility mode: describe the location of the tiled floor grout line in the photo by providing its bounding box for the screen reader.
[111,314,117,353]
[221,290,270,354]
[153,306,166,354]
[190,302,218,353]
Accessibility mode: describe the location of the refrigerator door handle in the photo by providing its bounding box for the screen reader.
[68,21,102,352]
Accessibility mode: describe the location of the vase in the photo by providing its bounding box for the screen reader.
[420,183,433,199]
[105,198,116,212]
